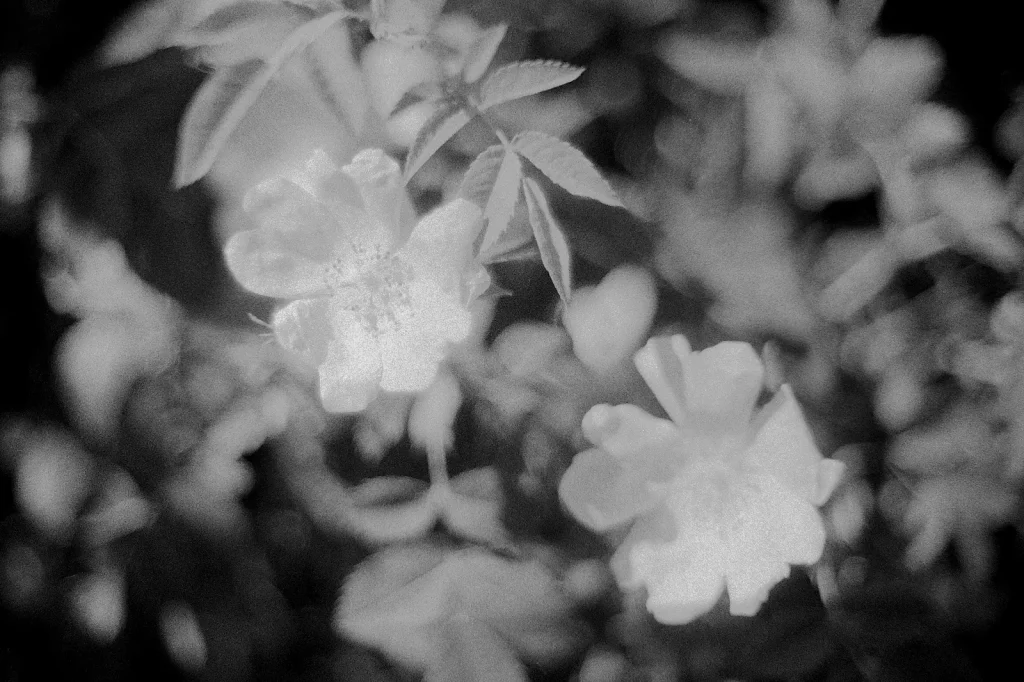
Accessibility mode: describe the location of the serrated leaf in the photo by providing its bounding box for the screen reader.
[523,177,572,303]
[477,198,538,263]
[513,131,622,207]
[390,80,444,117]
[174,11,347,187]
[462,24,508,84]
[459,145,505,208]
[303,21,369,137]
[658,33,758,95]
[478,149,523,255]
[477,60,584,110]
[426,616,528,682]
[403,102,474,181]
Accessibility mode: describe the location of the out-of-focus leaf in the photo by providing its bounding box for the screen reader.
[837,0,886,40]
[658,33,758,95]
[744,75,796,188]
[183,1,296,43]
[175,1,305,65]
[160,601,207,672]
[461,24,508,84]
[175,59,263,187]
[903,473,1016,578]
[924,161,1022,271]
[562,264,657,374]
[901,103,970,164]
[478,149,523,254]
[442,467,509,546]
[349,476,431,505]
[889,403,993,474]
[523,177,573,302]
[336,544,450,668]
[370,0,446,41]
[15,425,95,543]
[819,246,898,322]
[79,467,153,547]
[455,552,589,665]
[336,545,589,673]
[303,21,369,137]
[174,11,347,186]
[403,101,473,181]
[345,477,437,545]
[426,615,529,682]
[773,37,846,133]
[793,150,878,209]
[513,131,621,207]
[477,60,584,110]
[661,197,814,339]
[851,36,944,109]
[68,569,126,644]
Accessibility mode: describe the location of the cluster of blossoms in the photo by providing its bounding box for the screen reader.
[224,148,489,412]
[559,335,845,624]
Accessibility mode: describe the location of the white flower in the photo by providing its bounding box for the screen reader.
[558,334,844,623]
[224,148,488,412]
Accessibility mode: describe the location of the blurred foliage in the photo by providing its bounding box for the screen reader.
[3,1,1024,681]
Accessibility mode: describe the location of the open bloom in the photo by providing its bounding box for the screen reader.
[558,335,845,624]
[224,148,488,412]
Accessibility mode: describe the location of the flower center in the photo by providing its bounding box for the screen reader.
[325,243,414,333]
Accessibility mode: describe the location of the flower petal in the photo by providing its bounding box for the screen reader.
[745,385,837,504]
[558,448,668,531]
[612,501,727,625]
[272,298,334,367]
[401,199,484,290]
[723,473,826,616]
[633,335,690,426]
[375,273,474,393]
[580,404,681,479]
[227,169,366,298]
[681,341,764,431]
[342,149,414,247]
[319,311,383,412]
[224,226,331,299]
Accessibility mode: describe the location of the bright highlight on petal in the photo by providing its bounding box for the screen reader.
[559,333,845,625]
[225,148,486,412]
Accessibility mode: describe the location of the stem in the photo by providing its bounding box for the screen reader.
[473,104,510,147]
[427,442,450,488]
